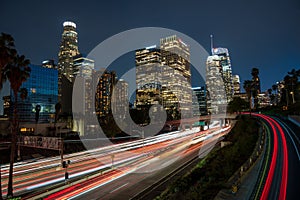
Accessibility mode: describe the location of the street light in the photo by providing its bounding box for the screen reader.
[62,160,70,183]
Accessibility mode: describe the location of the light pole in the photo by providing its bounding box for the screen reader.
[62,160,70,184]
[17,131,21,161]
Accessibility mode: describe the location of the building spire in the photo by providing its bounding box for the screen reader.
[210,34,214,55]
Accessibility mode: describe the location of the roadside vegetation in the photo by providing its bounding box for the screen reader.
[156,115,259,200]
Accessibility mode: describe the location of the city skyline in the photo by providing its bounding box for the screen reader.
[1,1,300,198]
[1,0,299,93]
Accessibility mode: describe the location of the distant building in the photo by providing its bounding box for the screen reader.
[73,55,95,113]
[135,46,162,108]
[42,59,56,69]
[233,92,248,102]
[212,47,234,102]
[94,70,117,118]
[192,87,207,116]
[10,64,58,123]
[134,35,192,119]
[232,74,240,94]
[206,55,227,114]
[112,79,129,120]
[160,35,192,118]
[57,21,80,102]
[258,92,270,108]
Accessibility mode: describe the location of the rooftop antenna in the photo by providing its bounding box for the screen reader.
[210,34,214,55]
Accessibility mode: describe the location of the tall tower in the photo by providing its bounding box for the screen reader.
[135,46,162,108]
[112,79,129,120]
[57,21,80,101]
[94,70,117,118]
[206,55,227,114]
[232,74,240,94]
[73,55,95,113]
[212,47,234,102]
[160,35,192,118]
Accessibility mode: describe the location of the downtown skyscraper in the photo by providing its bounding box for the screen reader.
[212,47,234,102]
[206,36,234,114]
[135,46,162,108]
[57,21,80,102]
[135,35,192,119]
[206,55,227,114]
[160,35,192,118]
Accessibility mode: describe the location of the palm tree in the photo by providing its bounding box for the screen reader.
[0,33,17,90]
[3,54,30,197]
[243,80,253,113]
[0,32,16,200]
[251,68,260,109]
[35,104,41,124]
[287,69,299,104]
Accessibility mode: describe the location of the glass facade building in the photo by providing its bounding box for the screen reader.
[134,36,192,119]
[135,46,162,108]
[192,87,207,116]
[112,79,129,120]
[232,74,240,94]
[212,47,234,102]
[73,55,95,113]
[206,55,227,114]
[94,70,117,118]
[160,35,192,118]
[12,64,58,123]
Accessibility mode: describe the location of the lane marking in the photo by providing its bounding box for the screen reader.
[256,114,278,200]
[275,118,300,161]
[110,182,129,193]
[267,116,288,200]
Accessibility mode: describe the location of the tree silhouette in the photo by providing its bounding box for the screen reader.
[243,80,253,113]
[251,68,260,109]
[35,104,41,124]
[2,50,30,197]
[0,33,17,90]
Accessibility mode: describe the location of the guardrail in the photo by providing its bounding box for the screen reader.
[217,120,266,198]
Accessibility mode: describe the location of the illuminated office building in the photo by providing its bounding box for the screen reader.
[232,74,240,94]
[73,55,95,113]
[112,79,129,120]
[57,21,80,101]
[192,87,207,116]
[160,35,192,118]
[212,47,233,102]
[135,46,162,108]
[10,64,58,123]
[42,59,56,69]
[94,70,117,118]
[206,55,227,114]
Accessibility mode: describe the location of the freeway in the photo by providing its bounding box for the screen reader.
[251,113,300,200]
[44,128,229,200]
[0,121,228,198]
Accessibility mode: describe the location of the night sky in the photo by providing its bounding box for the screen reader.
[1,0,300,113]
